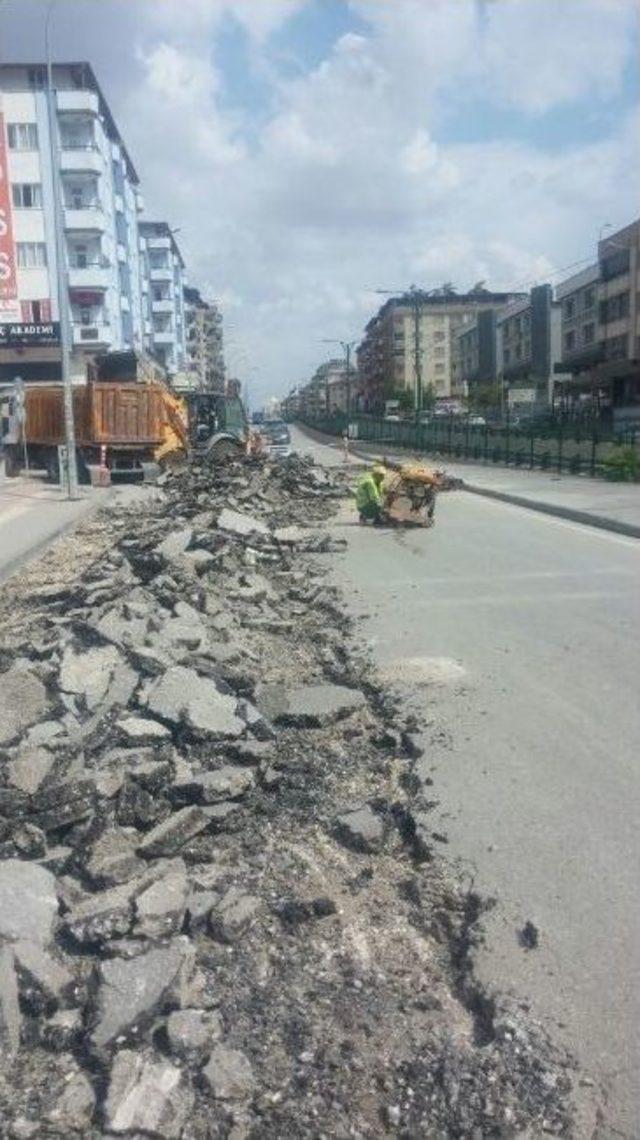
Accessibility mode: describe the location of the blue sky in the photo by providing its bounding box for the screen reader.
[2,0,639,400]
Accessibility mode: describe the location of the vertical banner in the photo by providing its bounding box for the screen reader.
[0,111,19,305]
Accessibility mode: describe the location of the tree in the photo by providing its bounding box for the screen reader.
[470,280,489,294]
[439,282,457,297]
[469,382,502,413]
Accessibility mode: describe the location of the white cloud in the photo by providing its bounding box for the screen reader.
[1,0,638,402]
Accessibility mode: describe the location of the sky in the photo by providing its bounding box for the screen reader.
[1,0,639,405]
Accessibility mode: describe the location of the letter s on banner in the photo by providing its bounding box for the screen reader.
[0,114,18,302]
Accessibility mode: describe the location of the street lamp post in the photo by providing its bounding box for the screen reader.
[45,0,78,498]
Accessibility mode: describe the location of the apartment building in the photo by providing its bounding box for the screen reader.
[451,308,502,400]
[183,286,224,392]
[357,289,523,414]
[554,220,640,427]
[496,284,565,411]
[139,221,187,377]
[0,62,145,383]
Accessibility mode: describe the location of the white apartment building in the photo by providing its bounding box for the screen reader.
[0,62,146,383]
[183,286,224,392]
[139,221,187,377]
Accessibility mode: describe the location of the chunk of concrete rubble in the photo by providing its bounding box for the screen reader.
[47,1071,96,1134]
[0,860,58,945]
[63,880,136,944]
[92,940,194,1049]
[186,766,255,804]
[156,527,194,560]
[209,888,260,943]
[182,549,216,573]
[86,827,146,887]
[105,1049,194,1137]
[0,664,51,746]
[7,747,55,796]
[116,778,168,829]
[143,665,244,739]
[12,940,72,1005]
[335,805,385,853]
[117,715,172,743]
[202,1045,255,1101]
[134,860,188,939]
[217,507,270,539]
[59,643,127,710]
[167,1008,222,1058]
[0,947,20,1057]
[273,525,314,544]
[137,806,209,858]
[266,683,366,727]
[30,775,97,833]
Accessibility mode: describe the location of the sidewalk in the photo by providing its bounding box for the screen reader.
[298,425,640,539]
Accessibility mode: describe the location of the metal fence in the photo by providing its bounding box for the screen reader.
[301,413,638,479]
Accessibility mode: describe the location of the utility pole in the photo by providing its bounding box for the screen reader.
[321,338,357,417]
[375,284,432,422]
[45,0,78,498]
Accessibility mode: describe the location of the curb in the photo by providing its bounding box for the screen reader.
[462,484,640,540]
[0,490,107,585]
[295,425,640,541]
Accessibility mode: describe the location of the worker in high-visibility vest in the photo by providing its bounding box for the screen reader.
[355,465,386,525]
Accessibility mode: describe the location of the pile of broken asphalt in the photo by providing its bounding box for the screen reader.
[0,453,584,1138]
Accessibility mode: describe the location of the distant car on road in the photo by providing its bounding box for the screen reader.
[467,415,487,426]
[261,420,291,458]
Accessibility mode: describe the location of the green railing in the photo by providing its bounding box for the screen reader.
[300,413,639,480]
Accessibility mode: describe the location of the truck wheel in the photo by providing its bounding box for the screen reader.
[3,447,21,477]
[206,436,243,462]
[46,451,60,483]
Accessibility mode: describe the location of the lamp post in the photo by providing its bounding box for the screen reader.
[45,0,78,497]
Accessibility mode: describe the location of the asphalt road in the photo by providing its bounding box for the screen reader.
[292,426,640,1138]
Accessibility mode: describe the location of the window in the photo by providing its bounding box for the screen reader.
[601,249,629,281]
[564,330,576,352]
[12,183,43,208]
[73,244,88,268]
[28,67,46,90]
[16,242,47,268]
[503,348,511,365]
[434,331,446,343]
[434,363,445,374]
[583,288,595,311]
[563,298,575,320]
[604,334,628,360]
[79,307,92,326]
[582,323,595,345]
[600,291,630,323]
[7,122,38,150]
[21,299,52,322]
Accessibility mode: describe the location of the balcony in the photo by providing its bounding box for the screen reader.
[153,330,174,346]
[59,146,102,175]
[72,322,111,348]
[67,264,111,290]
[150,266,172,282]
[57,89,100,116]
[146,236,171,250]
[152,299,174,314]
[64,205,105,233]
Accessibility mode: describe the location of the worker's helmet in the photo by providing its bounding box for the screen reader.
[372,464,386,482]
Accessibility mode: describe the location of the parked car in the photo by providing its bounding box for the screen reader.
[261,419,291,458]
[467,415,487,427]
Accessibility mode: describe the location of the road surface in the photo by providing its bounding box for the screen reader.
[292,426,640,1138]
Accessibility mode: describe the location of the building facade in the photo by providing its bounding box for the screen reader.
[138,221,187,377]
[357,290,523,414]
[451,308,502,401]
[496,284,565,411]
[554,220,640,427]
[0,62,145,383]
[183,286,224,392]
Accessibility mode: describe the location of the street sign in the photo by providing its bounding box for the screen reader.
[0,322,61,346]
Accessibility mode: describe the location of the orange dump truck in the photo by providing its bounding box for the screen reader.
[3,372,188,482]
